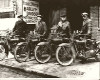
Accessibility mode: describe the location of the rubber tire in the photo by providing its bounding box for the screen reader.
[56,46,76,66]
[14,43,29,63]
[95,42,100,62]
[0,44,7,61]
[34,45,51,64]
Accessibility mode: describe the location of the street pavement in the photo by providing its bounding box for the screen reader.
[0,52,99,79]
[0,65,44,78]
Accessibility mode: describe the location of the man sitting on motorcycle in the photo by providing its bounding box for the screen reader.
[80,12,92,38]
[57,14,71,38]
[28,15,47,56]
[13,15,28,38]
[34,15,47,38]
[27,15,47,41]
[79,12,92,57]
[48,14,71,42]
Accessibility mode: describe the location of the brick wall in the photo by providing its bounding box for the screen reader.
[90,6,100,41]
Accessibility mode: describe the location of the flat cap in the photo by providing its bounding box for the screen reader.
[37,15,43,18]
[81,12,88,16]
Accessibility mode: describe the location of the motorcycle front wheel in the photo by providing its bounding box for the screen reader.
[14,43,29,63]
[56,46,76,66]
[0,44,7,61]
[34,45,51,63]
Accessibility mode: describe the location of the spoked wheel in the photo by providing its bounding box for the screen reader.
[95,42,100,62]
[0,44,7,61]
[34,45,51,63]
[14,43,29,63]
[56,46,75,66]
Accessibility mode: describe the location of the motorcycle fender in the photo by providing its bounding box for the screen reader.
[37,42,49,46]
[17,42,27,46]
[58,43,71,47]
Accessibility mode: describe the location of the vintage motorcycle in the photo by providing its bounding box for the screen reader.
[0,30,26,61]
[0,34,7,60]
[56,32,100,66]
[34,26,71,64]
[14,32,46,63]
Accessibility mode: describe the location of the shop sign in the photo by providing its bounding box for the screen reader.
[23,0,39,24]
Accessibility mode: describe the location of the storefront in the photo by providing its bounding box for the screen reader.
[0,0,100,39]
[38,0,100,40]
[11,0,100,40]
[15,0,99,29]
[39,0,98,31]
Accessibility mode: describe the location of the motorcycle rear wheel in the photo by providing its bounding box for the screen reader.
[14,43,29,63]
[34,45,51,63]
[0,44,7,61]
[56,46,75,66]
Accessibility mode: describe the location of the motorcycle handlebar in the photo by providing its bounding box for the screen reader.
[74,34,91,37]
[51,33,66,36]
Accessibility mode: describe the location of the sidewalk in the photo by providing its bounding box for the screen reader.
[0,53,99,79]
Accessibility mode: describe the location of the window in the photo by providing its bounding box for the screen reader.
[0,0,11,8]
[0,11,14,18]
[0,0,14,18]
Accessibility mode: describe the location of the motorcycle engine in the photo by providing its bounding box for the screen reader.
[85,50,96,58]
[85,40,97,58]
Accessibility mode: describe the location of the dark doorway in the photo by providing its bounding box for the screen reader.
[39,0,90,33]
[67,6,90,32]
[39,2,67,36]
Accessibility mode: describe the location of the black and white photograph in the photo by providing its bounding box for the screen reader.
[0,0,100,79]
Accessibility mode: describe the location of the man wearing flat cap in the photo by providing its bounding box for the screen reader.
[34,15,47,38]
[13,15,28,38]
[81,12,92,37]
[57,14,71,38]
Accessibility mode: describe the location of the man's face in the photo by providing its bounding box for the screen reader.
[61,16,66,21]
[37,17,42,21]
[82,15,88,20]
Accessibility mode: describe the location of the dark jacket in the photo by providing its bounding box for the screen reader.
[81,18,92,35]
[13,20,28,37]
[58,20,71,38]
[34,21,47,36]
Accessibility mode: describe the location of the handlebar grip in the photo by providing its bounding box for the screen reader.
[15,35,20,37]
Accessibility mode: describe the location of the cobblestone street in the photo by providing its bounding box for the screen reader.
[0,53,99,79]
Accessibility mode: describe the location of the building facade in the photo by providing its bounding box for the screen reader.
[0,0,100,40]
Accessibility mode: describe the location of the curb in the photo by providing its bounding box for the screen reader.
[0,64,59,78]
